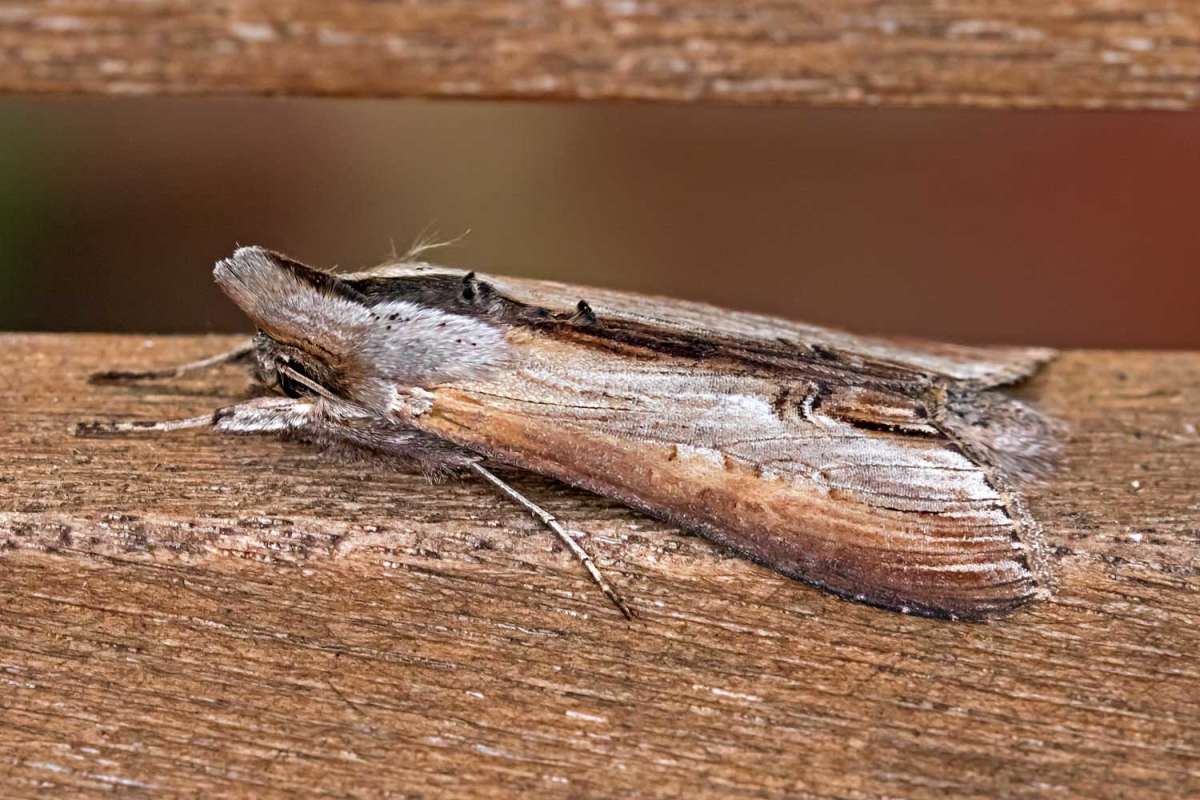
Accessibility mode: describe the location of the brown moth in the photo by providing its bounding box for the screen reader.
[82,246,1060,620]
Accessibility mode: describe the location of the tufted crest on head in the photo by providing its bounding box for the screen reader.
[214,246,511,409]
[215,247,374,365]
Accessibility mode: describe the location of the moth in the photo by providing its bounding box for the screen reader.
[81,246,1060,620]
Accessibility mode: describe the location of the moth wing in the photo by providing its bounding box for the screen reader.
[350,263,1052,388]
[406,333,1046,619]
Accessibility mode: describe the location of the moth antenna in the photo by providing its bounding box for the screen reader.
[570,300,598,326]
[469,463,635,620]
[88,341,255,384]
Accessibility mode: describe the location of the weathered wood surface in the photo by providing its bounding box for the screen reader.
[1,333,1198,798]
[3,1,1200,109]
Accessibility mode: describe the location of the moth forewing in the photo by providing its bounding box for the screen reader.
[398,333,1048,620]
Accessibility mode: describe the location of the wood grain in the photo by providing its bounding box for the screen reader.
[3,1,1200,109]
[1,333,1198,798]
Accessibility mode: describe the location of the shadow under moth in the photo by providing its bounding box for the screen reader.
[81,246,1061,621]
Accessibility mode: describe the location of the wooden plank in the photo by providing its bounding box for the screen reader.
[1,333,1198,798]
[2,1,1200,109]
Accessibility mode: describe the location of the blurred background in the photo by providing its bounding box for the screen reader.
[1,96,1197,347]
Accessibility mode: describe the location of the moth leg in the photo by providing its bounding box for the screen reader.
[75,396,313,438]
[469,463,635,620]
[89,340,255,383]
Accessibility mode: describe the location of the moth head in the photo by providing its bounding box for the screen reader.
[214,246,510,411]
